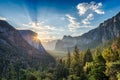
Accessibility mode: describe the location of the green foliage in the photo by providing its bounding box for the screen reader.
[105,61,120,80]
[113,37,120,49]
[54,59,69,80]
[83,49,93,66]
[8,64,16,80]
[102,47,119,62]
[88,75,96,80]
[67,74,81,80]
[73,46,80,62]
[66,50,71,68]
[84,53,108,80]
[88,63,107,80]
[26,74,37,80]
[1,36,120,80]
[102,37,120,80]
[117,73,120,80]
[70,46,83,76]
[94,54,106,65]
[93,48,101,60]
[84,62,93,74]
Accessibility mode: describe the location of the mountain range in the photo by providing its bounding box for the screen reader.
[55,12,120,51]
[0,20,55,75]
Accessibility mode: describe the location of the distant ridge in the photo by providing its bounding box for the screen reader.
[55,12,120,51]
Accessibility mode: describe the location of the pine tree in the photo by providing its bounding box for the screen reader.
[83,49,93,66]
[8,64,16,80]
[71,46,82,76]
[54,59,69,80]
[102,47,119,62]
[88,54,108,80]
[102,48,120,80]
[93,48,101,60]
[73,46,80,62]
[66,50,71,68]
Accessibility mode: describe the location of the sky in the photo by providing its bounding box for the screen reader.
[0,0,120,42]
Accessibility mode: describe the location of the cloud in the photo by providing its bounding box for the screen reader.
[82,13,94,25]
[77,1,104,16]
[0,17,6,20]
[19,21,64,42]
[28,21,44,27]
[22,22,64,31]
[77,3,89,15]
[74,1,105,25]
[66,14,80,32]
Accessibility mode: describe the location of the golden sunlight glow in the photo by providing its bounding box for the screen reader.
[32,35,41,41]
[32,35,49,43]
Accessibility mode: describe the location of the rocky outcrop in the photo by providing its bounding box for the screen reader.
[19,30,47,54]
[55,12,120,51]
[42,40,57,50]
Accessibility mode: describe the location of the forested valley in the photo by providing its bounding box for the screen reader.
[1,37,120,80]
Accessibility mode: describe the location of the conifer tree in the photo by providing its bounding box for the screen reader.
[8,64,16,80]
[71,46,82,76]
[73,46,80,62]
[66,50,71,68]
[83,49,93,66]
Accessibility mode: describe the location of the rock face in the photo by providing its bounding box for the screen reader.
[19,30,46,54]
[55,12,120,51]
[0,20,55,71]
[42,40,57,50]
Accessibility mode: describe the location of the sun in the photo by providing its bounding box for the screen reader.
[36,36,41,40]
[32,35,41,41]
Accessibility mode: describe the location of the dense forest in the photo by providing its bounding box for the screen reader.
[1,37,120,80]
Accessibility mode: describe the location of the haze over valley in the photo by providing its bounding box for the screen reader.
[0,0,120,80]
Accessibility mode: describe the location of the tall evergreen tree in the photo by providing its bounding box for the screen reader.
[54,59,69,80]
[93,48,101,60]
[73,46,80,62]
[83,49,93,66]
[102,48,119,62]
[88,54,108,80]
[71,46,83,76]
[8,64,16,80]
[66,50,71,68]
